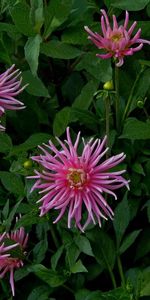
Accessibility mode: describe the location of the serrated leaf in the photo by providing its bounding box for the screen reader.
[27,285,51,300]
[44,0,72,38]
[33,239,48,264]
[53,107,71,137]
[75,52,112,82]
[71,259,88,274]
[112,0,150,11]
[29,264,67,287]
[40,41,83,59]
[25,34,42,76]
[22,70,49,97]
[0,133,12,153]
[74,235,94,257]
[86,228,116,270]
[9,2,34,36]
[0,172,24,196]
[119,230,142,255]
[10,133,53,155]
[113,192,130,246]
[72,80,98,110]
[120,118,150,140]
[51,246,64,271]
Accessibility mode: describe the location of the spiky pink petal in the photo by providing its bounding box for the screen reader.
[28,128,129,231]
[85,10,150,67]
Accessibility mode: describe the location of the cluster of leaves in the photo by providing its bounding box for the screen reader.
[0,0,150,299]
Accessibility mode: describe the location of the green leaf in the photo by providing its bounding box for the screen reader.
[33,239,48,264]
[25,34,42,76]
[0,133,12,153]
[15,208,42,229]
[2,199,9,219]
[44,0,72,38]
[51,246,64,271]
[71,259,88,274]
[72,80,98,110]
[134,229,150,261]
[119,230,142,255]
[10,133,53,155]
[86,228,116,270]
[22,70,49,97]
[74,235,94,257]
[0,22,21,40]
[30,0,44,34]
[0,38,11,64]
[120,118,150,140]
[66,243,80,268]
[27,285,50,300]
[0,172,24,196]
[132,162,145,175]
[75,52,112,82]
[61,24,88,45]
[140,267,150,296]
[40,41,83,59]
[112,0,150,11]
[29,264,67,287]
[53,107,71,137]
[113,192,130,246]
[9,1,34,36]
[71,108,99,132]
[6,198,23,231]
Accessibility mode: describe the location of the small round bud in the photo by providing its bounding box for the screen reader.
[103,80,114,91]
[137,100,144,108]
[23,160,33,169]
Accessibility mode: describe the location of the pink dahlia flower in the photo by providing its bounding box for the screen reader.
[84,10,150,67]
[0,64,27,116]
[0,226,28,296]
[28,128,129,231]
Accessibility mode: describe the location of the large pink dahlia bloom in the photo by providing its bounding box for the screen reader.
[29,128,129,231]
[84,10,150,67]
[0,64,27,117]
[0,226,28,296]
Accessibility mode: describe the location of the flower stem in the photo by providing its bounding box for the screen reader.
[114,65,120,131]
[117,255,126,287]
[49,224,60,248]
[122,68,144,124]
[105,95,110,158]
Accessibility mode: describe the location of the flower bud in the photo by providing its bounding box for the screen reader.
[103,80,114,91]
[23,160,33,169]
[137,100,144,108]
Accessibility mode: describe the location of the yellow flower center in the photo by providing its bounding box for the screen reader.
[67,168,86,189]
[111,32,123,42]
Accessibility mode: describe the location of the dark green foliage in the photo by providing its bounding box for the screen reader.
[0,0,149,299]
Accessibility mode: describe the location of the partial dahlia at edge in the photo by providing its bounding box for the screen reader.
[28,128,129,231]
[0,64,27,130]
[85,10,150,67]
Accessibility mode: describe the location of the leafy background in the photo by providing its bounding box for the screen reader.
[0,0,150,299]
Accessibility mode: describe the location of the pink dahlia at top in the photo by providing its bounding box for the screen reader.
[28,128,129,231]
[85,10,150,67]
[0,225,28,296]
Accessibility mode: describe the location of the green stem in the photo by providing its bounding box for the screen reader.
[115,65,120,131]
[122,68,144,124]
[117,256,126,287]
[63,284,74,294]
[108,266,117,289]
[49,224,60,248]
[105,95,110,158]
[143,107,150,119]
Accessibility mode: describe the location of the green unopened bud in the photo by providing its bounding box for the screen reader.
[137,100,144,108]
[23,160,33,169]
[103,80,114,91]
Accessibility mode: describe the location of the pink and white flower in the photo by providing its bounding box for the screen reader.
[0,64,27,117]
[0,226,28,296]
[84,10,150,67]
[28,128,129,231]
